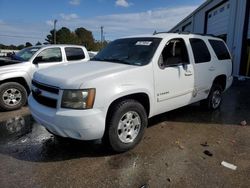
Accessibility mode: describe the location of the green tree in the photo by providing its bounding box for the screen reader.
[45,29,55,44]
[35,41,42,46]
[17,44,25,50]
[46,27,78,44]
[75,27,95,50]
[56,27,78,44]
[93,40,108,51]
[45,26,109,51]
[25,42,32,47]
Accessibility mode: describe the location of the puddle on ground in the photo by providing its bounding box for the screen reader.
[0,115,33,144]
[0,114,110,162]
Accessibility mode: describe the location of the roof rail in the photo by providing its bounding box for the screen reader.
[192,33,217,37]
[177,32,217,37]
[153,31,218,38]
[153,31,171,35]
[178,31,191,35]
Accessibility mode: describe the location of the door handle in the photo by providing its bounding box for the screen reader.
[185,71,193,76]
[209,67,215,71]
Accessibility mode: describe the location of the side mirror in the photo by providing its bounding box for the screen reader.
[182,63,189,70]
[33,56,42,64]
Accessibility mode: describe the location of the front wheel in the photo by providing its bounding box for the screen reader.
[103,99,148,152]
[0,82,27,111]
[201,84,223,110]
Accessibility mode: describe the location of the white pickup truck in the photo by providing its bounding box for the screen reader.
[29,33,233,152]
[0,45,89,111]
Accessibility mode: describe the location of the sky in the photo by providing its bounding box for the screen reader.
[0,0,204,45]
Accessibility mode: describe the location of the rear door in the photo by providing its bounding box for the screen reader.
[208,39,232,77]
[188,38,214,101]
[154,37,195,115]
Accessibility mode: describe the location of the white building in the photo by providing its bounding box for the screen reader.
[0,49,19,57]
[170,0,250,77]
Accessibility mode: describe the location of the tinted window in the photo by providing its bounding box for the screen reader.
[209,40,231,60]
[93,37,162,66]
[35,48,62,63]
[190,38,211,63]
[65,47,85,61]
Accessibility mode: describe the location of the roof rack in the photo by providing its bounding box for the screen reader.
[153,31,170,35]
[153,31,217,37]
[191,33,217,37]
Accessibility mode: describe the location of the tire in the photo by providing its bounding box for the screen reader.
[201,84,223,110]
[0,82,27,111]
[103,99,148,152]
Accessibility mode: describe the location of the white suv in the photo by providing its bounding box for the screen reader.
[28,33,233,152]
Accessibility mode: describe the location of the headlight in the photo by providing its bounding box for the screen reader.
[61,89,95,109]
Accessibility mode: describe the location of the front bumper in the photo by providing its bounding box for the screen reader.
[28,95,106,140]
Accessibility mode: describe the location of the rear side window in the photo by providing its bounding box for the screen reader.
[65,47,85,61]
[209,40,231,60]
[190,38,211,63]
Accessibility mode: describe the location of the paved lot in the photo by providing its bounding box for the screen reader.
[0,80,250,188]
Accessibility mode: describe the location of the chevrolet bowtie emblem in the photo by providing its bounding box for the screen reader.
[34,88,42,96]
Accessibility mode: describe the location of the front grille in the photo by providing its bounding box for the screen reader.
[32,91,57,108]
[32,80,59,94]
[32,80,59,108]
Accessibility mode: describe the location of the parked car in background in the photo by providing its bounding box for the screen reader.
[29,33,233,152]
[0,45,90,111]
[88,51,98,59]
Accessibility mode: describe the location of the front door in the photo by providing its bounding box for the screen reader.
[154,38,195,115]
[33,47,63,72]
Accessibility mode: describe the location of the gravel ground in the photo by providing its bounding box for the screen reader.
[0,80,250,188]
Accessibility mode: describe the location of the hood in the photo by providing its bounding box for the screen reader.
[33,61,136,89]
[0,58,22,67]
[0,59,29,75]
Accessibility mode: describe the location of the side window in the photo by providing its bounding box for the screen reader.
[190,38,211,63]
[65,47,85,61]
[158,38,189,69]
[209,39,231,60]
[35,48,62,63]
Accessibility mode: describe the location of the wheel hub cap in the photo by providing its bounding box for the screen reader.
[2,88,22,106]
[212,90,221,109]
[117,111,141,143]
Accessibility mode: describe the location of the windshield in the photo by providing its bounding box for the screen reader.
[14,47,41,61]
[93,37,162,66]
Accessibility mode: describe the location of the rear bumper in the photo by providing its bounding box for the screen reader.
[28,95,106,140]
[225,76,233,90]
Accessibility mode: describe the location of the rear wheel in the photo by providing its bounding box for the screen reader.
[0,82,27,111]
[201,84,223,110]
[103,99,147,152]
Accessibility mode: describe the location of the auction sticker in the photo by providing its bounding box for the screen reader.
[135,41,152,46]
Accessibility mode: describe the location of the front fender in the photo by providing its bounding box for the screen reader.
[105,85,154,117]
[0,71,31,88]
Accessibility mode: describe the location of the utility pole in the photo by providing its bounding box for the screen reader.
[100,26,104,42]
[54,19,57,44]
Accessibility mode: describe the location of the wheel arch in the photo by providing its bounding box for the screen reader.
[0,77,30,94]
[213,75,227,91]
[105,92,150,125]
